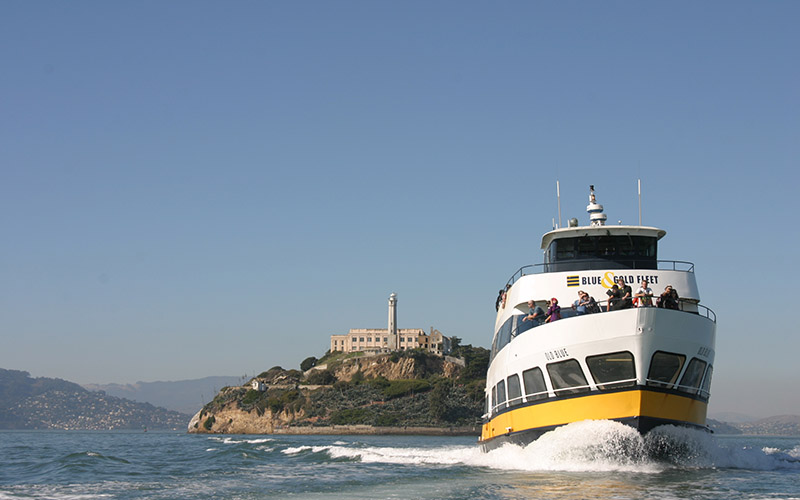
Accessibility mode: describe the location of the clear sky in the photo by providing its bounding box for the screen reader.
[1,1,798,418]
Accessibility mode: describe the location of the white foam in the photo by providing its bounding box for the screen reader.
[305,420,800,473]
[243,438,273,444]
[281,445,314,455]
[207,436,273,445]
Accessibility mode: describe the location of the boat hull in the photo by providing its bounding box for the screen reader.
[478,386,709,452]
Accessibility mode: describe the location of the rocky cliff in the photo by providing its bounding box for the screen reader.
[188,348,488,435]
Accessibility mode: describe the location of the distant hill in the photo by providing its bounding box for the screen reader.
[83,376,242,415]
[0,368,189,430]
[708,411,758,423]
[732,415,800,436]
[706,418,743,435]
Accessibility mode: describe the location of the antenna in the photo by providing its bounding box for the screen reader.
[556,180,562,229]
[638,178,642,225]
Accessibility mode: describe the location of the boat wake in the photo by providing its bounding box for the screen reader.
[287,420,800,473]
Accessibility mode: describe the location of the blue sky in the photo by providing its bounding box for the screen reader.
[1,1,798,418]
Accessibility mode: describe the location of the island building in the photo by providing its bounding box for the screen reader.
[329,293,452,356]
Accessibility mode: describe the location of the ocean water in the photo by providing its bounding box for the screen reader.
[1,421,798,500]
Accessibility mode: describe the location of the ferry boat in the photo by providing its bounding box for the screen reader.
[479,186,716,452]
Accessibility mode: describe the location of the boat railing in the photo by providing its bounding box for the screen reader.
[645,379,710,399]
[488,377,709,417]
[505,260,696,288]
[591,298,716,323]
[489,379,639,416]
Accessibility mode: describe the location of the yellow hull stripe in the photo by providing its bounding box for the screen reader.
[481,389,707,441]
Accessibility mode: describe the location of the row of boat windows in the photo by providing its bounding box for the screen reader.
[487,350,713,415]
[547,235,657,262]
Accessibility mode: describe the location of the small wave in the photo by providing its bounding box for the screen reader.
[281,445,315,455]
[244,438,273,444]
[63,451,131,464]
[208,436,274,445]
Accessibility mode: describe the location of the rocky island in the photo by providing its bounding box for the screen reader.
[189,345,489,436]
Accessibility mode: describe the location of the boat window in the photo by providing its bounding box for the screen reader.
[586,351,636,390]
[647,351,686,389]
[495,380,507,410]
[507,374,522,407]
[678,358,707,395]
[490,317,515,362]
[546,235,657,272]
[515,313,536,337]
[491,385,497,413]
[522,367,548,402]
[700,365,713,399]
[547,359,590,396]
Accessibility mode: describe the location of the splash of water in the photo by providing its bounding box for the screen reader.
[307,420,800,473]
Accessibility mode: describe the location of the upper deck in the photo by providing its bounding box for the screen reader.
[492,186,714,339]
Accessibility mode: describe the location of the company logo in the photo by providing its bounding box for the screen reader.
[568,271,662,288]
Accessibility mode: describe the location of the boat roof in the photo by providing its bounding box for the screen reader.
[540,225,667,250]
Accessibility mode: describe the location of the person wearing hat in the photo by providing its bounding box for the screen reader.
[545,297,561,323]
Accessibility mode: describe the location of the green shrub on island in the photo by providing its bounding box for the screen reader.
[300,356,318,372]
[241,389,261,406]
[304,369,335,385]
[203,415,215,430]
[381,379,431,399]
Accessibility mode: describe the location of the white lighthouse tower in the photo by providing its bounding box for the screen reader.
[388,292,398,351]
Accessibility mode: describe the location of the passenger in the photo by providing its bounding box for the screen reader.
[500,284,511,309]
[495,289,504,311]
[606,284,621,311]
[580,290,600,314]
[657,285,680,310]
[612,277,633,310]
[572,290,590,315]
[635,280,654,307]
[522,300,545,326]
[572,291,586,315]
[545,298,561,323]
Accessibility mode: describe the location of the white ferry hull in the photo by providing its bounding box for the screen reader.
[479,307,715,452]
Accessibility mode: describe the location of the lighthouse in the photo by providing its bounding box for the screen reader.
[388,292,398,350]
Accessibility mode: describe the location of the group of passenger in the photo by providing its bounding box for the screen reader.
[605,278,680,311]
[522,298,561,325]
[497,279,680,318]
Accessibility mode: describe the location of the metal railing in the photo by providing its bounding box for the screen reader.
[645,378,711,399]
